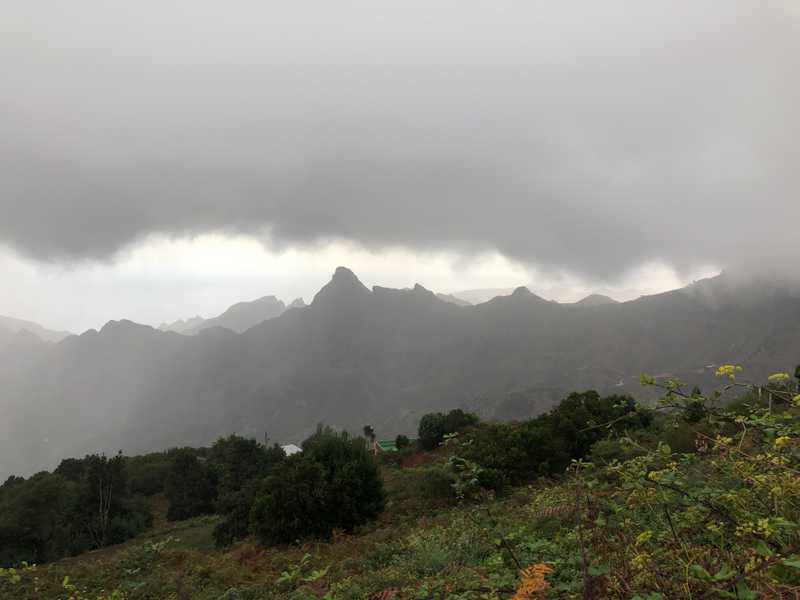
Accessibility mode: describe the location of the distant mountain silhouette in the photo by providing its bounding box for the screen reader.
[189,295,286,334]
[1,268,798,478]
[574,294,619,307]
[0,315,72,343]
[436,293,472,306]
[451,287,515,305]
[160,295,288,335]
[158,316,205,334]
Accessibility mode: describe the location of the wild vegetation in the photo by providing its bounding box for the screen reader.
[2,366,800,598]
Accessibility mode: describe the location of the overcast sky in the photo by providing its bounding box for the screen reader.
[1,1,797,332]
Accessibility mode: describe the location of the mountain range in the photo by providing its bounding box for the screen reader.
[0,315,71,343]
[158,296,306,334]
[1,267,798,479]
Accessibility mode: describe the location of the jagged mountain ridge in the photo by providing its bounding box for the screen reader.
[159,295,291,335]
[1,268,798,478]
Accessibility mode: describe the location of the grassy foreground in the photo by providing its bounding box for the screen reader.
[0,460,570,599]
[4,375,800,598]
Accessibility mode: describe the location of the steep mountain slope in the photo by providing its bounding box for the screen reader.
[1,268,798,479]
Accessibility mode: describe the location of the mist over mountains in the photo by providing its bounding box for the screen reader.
[1,267,798,479]
[159,295,296,335]
[0,315,71,343]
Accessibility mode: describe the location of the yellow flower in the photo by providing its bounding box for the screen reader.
[768,372,790,382]
[716,364,742,380]
[635,531,653,546]
[775,436,791,449]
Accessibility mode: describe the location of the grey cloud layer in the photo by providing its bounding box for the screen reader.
[1,1,798,280]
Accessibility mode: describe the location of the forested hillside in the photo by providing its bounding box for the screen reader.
[3,369,800,598]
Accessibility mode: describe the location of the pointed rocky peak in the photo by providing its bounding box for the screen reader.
[510,286,548,302]
[481,286,549,310]
[312,266,371,306]
[412,283,436,298]
[288,298,307,309]
[575,294,619,307]
[332,266,364,286]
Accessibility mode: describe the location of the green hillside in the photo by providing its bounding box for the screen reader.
[3,369,800,599]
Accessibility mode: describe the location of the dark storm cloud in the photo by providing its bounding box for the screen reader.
[1,1,798,280]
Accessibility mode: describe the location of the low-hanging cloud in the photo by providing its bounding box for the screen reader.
[1,1,798,282]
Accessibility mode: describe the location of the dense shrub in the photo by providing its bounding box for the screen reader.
[462,391,653,490]
[164,450,216,521]
[250,457,328,544]
[126,450,180,496]
[210,436,286,547]
[0,453,151,567]
[250,427,385,545]
[418,409,479,450]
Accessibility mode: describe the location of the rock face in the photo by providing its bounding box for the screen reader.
[1,268,799,479]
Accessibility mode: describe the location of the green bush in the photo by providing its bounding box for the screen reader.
[165,450,216,521]
[0,453,152,567]
[462,391,653,491]
[210,436,286,547]
[250,427,385,545]
[418,409,479,450]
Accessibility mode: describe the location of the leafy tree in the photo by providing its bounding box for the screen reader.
[0,451,153,567]
[418,409,480,450]
[395,434,410,449]
[250,427,385,545]
[126,450,178,496]
[54,458,86,482]
[443,409,479,434]
[418,413,447,450]
[0,472,75,566]
[164,450,215,521]
[0,475,25,490]
[463,391,652,490]
[210,436,285,547]
[77,453,129,547]
[250,457,328,544]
